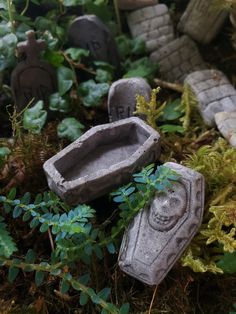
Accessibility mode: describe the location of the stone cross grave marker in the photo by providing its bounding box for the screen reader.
[11,30,57,112]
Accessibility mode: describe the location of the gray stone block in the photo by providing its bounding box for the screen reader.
[185,70,236,126]
[108,78,151,122]
[43,117,161,205]
[215,111,236,147]
[150,36,206,83]
[178,0,228,44]
[118,162,205,286]
[117,0,158,11]
[128,4,174,53]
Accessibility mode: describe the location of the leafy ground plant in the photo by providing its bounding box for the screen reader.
[0,164,178,313]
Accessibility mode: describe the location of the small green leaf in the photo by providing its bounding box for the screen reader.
[78,80,109,107]
[57,118,85,142]
[8,267,19,283]
[106,242,116,254]
[35,271,45,286]
[60,279,70,294]
[65,47,89,62]
[79,291,89,306]
[25,249,36,264]
[49,93,70,113]
[23,101,47,134]
[44,50,64,67]
[13,206,22,218]
[98,287,111,301]
[57,66,74,96]
[159,124,184,134]
[217,251,236,274]
[7,188,16,200]
[119,303,130,314]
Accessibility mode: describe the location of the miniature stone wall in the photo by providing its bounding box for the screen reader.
[150,36,206,83]
[127,4,174,53]
[215,111,236,148]
[178,0,228,44]
[118,0,158,10]
[185,70,236,126]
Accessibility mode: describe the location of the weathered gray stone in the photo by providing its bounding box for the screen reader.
[108,78,151,122]
[150,36,207,83]
[68,15,120,68]
[178,0,228,44]
[43,117,161,205]
[11,30,57,112]
[128,4,174,53]
[117,0,158,10]
[185,69,236,126]
[215,111,236,147]
[118,162,205,286]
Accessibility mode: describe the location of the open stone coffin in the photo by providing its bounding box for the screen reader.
[118,162,205,286]
[43,117,161,205]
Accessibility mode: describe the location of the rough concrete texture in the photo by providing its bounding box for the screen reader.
[185,69,236,126]
[43,117,161,205]
[118,0,158,10]
[11,30,57,112]
[178,0,228,44]
[215,111,236,147]
[128,4,174,53]
[108,78,152,122]
[118,162,205,286]
[150,35,207,83]
[68,15,120,68]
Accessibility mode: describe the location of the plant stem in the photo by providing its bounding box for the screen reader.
[113,0,122,34]
[7,0,15,33]
[20,0,29,16]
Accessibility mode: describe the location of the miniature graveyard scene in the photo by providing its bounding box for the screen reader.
[215,111,236,148]
[185,69,236,126]
[11,30,57,112]
[127,4,174,53]
[43,117,161,205]
[108,78,151,122]
[118,0,158,10]
[68,15,120,68]
[178,0,228,44]
[150,36,206,83]
[118,162,205,286]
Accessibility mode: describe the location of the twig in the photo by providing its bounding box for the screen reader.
[154,78,184,93]
[148,285,158,314]
[48,228,55,251]
[113,0,122,34]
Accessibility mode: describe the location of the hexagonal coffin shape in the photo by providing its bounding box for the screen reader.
[43,117,161,205]
[118,162,205,286]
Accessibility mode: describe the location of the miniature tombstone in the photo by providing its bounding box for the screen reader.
[68,15,120,69]
[178,0,228,44]
[185,69,236,126]
[118,0,158,10]
[43,117,161,205]
[150,35,207,83]
[108,78,151,122]
[215,111,236,148]
[118,162,205,286]
[127,4,174,53]
[11,30,57,112]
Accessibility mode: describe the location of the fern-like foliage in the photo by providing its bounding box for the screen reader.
[0,216,17,258]
[181,138,236,274]
[135,87,166,129]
